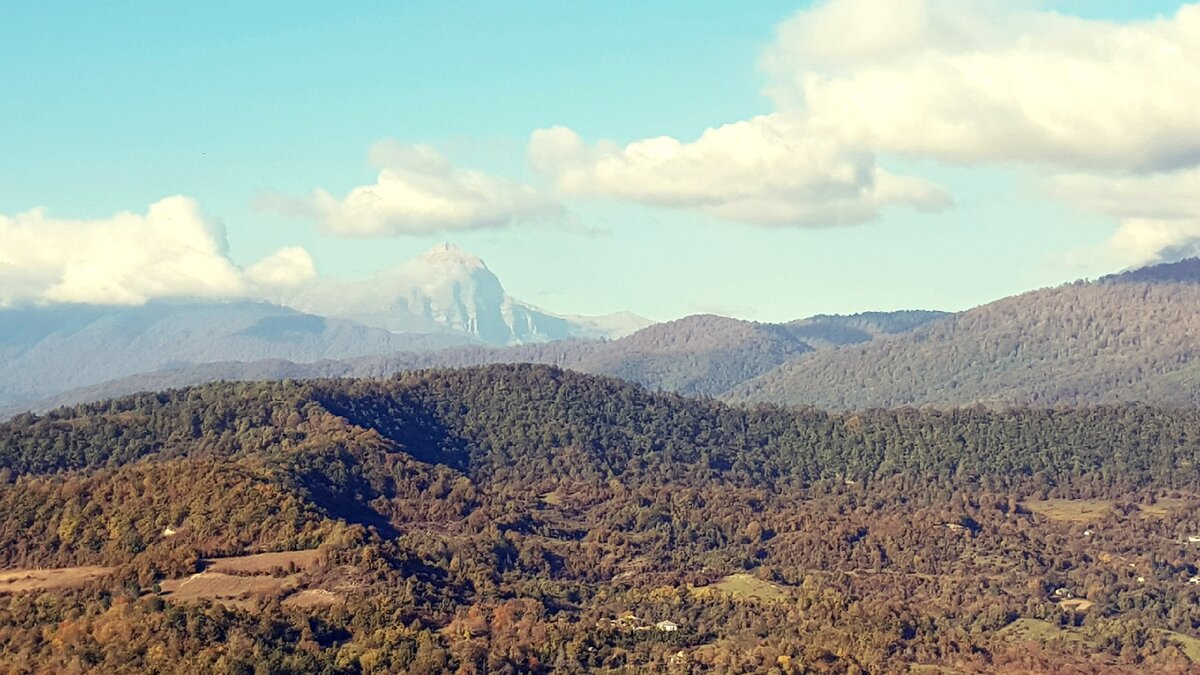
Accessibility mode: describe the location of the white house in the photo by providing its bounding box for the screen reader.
[656,620,680,633]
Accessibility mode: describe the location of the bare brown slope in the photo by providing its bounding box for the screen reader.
[728,279,1200,409]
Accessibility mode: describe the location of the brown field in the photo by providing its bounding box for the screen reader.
[0,550,335,611]
[1024,499,1116,523]
[996,618,1088,645]
[1139,497,1193,517]
[1024,497,1193,524]
[201,549,320,574]
[703,573,789,601]
[0,566,113,594]
[160,571,302,603]
[283,588,344,608]
[1159,630,1200,663]
[1060,598,1094,612]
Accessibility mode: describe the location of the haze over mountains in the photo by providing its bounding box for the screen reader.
[0,244,649,411]
[283,243,649,344]
[25,311,946,414]
[5,248,1200,416]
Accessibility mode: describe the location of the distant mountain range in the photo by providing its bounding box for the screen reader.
[8,250,1200,416]
[0,301,477,410]
[0,244,650,412]
[23,311,948,413]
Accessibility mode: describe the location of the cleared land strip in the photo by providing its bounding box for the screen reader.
[0,566,113,594]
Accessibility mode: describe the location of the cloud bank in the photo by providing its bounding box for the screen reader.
[530,0,1200,261]
[765,0,1200,170]
[260,142,564,237]
[530,120,950,227]
[0,196,315,307]
[1052,168,1200,267]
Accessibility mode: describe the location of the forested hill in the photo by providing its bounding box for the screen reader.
[729,265,1200,409]
[21,310,947,415]
[8,364,1200,509]
[6,365,1200,671]
[1101,257,1200,284]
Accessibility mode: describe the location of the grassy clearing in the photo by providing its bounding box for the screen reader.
[1024,499,1115,523]
[1158,630,1200,663]
[996,618,1087,645]
[202,549,320,574]
[1139,498,1192,518]
[704,573,788,601]
[163,550,323,607]
[160,571,301,606]
[1025,497,1194,523]
[0,566,113,594]
[283,588,344,608]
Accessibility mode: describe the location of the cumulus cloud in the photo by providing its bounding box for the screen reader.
[0,196,315,307]
[245,247,317,289]
[530,120,950,226]
[1051,169,1200,267]
[765,0,1200,169]
[532,1,1200,227]
[260,142,565,236]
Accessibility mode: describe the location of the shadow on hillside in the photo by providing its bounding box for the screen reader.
[316,391,472,472]
[276,441,402,538]
[315,491,401,540]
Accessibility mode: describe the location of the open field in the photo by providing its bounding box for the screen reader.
[159,550,323,606]
[703,573,789,601]
[996,618,1088,645]
[1139,497,1193,517]
[1023,497,1195,523]
[1024,499,1117,523]
[283,588,344,608]
[1060,598,1094,612]
[997,620,1200,665]
[1159,630,1200,662]
[1,550,327,609]
[202,549,320,574]
[159,571,301,605]
[0,566,113,594]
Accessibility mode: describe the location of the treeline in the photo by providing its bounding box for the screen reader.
[731,280,1200,409]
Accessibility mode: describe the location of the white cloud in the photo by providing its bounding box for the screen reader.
[530,119,950,227]
[532,1,1200,228]
[0,196,315,307]
[766,1,1200,170]
[260,142,564,236]
[1051,169,1200,267]
[245,246,317,289]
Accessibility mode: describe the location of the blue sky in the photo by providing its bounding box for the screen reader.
[2,1,1197,321]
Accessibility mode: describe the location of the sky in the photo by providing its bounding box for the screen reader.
[2,0,1199,322]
